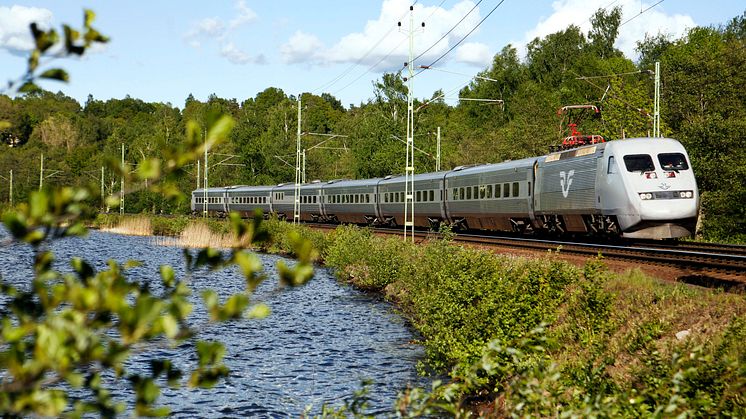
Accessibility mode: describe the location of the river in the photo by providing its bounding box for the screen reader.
[0,229,427,417]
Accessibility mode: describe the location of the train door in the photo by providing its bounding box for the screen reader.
[438,173,447,221]
[530,159,541,229]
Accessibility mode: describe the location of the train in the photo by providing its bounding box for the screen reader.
[192,137,699,240]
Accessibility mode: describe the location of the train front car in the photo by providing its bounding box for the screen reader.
[600,138,699,239]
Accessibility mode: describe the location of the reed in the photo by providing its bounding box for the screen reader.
[153,221,254,249]
[100,215,152,236]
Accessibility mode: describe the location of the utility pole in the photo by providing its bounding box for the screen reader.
[436,127,441,172]
[100,166,105,208]
[399,5,423,242]
[203,134,208,218]
[294,95,302,224]
[197,160,201,189]
[302,149,307,184]
[39,154,44,191]
[120,144,125,215]
[653,61,661,138]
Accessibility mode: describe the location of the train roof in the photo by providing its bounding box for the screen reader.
[445,157,536,177]
[322,178,381,188]
[603,137,685,154]
[378,170,447,184]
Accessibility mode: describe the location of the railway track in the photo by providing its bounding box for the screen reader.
[308,223,746,290]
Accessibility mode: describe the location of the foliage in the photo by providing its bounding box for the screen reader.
[0,108,319,417]
[2,10,746,240]
[303,223,746,416]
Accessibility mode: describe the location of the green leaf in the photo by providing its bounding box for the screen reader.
[246,303,271,319]
[137,158,161,181]
[39,68,70,82]
[18,81,41,94]
[84,9,96,27]
[195,341,226,367]
[159,265,175,287]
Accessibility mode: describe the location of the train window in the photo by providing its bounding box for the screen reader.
[607,156,619,174]
[528,182,531,196]
[453,188,458,200]
[624,154,655,172]
[366,194,370,203]
[487,185,493,198]
[513,182,519,197]
[472,186,478,199]
[658,153,688,171]
[429,190,434,201]
[313,196,317,204]
[354,195,359,204]
[503,183,510,198]
[479,185,486,199]
[416,191,421,202]
[466,187,472,200]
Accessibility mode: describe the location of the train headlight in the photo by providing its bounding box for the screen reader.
[679,191,687,198]
[685,191,693,198]
[639,193,653,200]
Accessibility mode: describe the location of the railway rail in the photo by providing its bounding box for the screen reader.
[307,223,746,290]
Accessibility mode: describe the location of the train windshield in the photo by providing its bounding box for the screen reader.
[623,154,655,172]
[658,153,689,171]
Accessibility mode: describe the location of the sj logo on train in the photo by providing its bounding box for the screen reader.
[560,170,574,198]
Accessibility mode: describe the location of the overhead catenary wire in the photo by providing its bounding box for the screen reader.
[316,1,449,96]
[412,0,507,80]
[619,0,664,27]
[412,0,484,63]
[313,7,412,94]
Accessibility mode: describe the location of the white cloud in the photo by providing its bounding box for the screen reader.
[280,0,487,68]
[184,0,260,65]
[229,0,257,30]
[456,42,491,66]
[220,42,265,65]
[0,5,53,53]
[516,0,695,59]
[280,31,325,64]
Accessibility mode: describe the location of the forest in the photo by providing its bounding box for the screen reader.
[1,8,745,241]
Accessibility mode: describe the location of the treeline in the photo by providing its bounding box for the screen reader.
[1,8,744,240]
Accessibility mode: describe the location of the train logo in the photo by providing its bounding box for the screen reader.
[658,182,671,190]
[560,170,575,198]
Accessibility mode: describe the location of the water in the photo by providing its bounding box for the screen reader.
[0,230,427,417]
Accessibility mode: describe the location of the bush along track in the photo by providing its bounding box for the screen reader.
[321,225,746,417]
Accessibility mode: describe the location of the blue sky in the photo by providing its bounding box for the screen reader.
[1,1,744,109]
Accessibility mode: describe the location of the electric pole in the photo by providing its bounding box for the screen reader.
[203,134,208,217]
[39,154,44,191]
[436,127,441,172]
[653,61,660,138]
[120,144,125,215]
[399,5,423,242]
[294,94,302,224]
[101,166,105,209]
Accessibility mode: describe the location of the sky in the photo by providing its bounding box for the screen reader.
[1,0,744,109]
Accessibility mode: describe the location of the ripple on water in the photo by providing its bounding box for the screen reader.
[0,229,428,416]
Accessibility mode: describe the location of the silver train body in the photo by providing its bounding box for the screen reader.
[192,138,699,239]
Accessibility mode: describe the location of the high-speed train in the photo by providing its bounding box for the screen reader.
[192,137,699,239]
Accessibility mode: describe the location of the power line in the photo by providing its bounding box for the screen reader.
[619,0,664,27]
[413,0,484,63]
[313,8,411,94]
[416,0,507,79]
[332,37,408,97]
